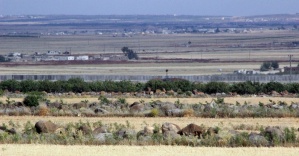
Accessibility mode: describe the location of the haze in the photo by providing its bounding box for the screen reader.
[0,0,299,16]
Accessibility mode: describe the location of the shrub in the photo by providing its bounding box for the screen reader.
[183,109,194,117]
[38,104,49,116]
[23,95,40,107]
[98,96,110,105]
[149,108,159,117]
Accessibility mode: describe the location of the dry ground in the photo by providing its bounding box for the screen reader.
[1,96,298,105]
[1,116,299,130]
[0,62,291,76]
[1,144,299,156]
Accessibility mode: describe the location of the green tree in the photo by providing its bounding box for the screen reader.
[260,62,272,71]
[0,55,8,62]
[271,61,279,69]
[121,47,139,60]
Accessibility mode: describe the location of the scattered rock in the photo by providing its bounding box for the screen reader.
[94,133,114,143]
[264,126,284,143]
[129,102,144,113]
[35,120,59,134]
[161,122,181,134]
[178,123,205,138]
[78,125,92,135]
[249,132,268,147]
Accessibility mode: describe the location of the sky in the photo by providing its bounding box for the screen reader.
[0,0,298,16]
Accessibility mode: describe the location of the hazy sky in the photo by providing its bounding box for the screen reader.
[0,0,298,16]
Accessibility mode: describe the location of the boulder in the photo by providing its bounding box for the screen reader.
[177,123,206,138]
[129,102,144,113]
[161,122,181,134]
[94,133,114,143]
[78,125,92,135]
[249,132,268,147]
[0,126,17,135]
[137,126,155,140]
[92,126,108,135]
[204,101,218,112]
[163,130,181,140]
[35,120,59,134]
[264,126,284,143]
[116,128,136,139]
[94,107,109,114]
[166,109,183,116]
[161,122,181,140]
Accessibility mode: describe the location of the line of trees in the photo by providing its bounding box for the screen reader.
[0,78,299,94]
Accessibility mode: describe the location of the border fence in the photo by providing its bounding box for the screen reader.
[0,74,297,83]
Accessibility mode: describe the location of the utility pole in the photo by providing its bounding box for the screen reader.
[288,55,293,82]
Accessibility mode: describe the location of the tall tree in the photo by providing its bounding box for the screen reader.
[121,47,139,60]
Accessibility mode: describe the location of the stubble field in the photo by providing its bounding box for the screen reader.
[1,144,299,156]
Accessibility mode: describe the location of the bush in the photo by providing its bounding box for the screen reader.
[23,95,40,107]
[149,108,159,117]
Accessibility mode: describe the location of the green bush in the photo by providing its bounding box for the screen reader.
[23,95,40,107]
[149,108,159,117]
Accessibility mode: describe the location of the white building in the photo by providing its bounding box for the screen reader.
[47,51,61,55]
[57,56,75,61]
[76,56,89,60]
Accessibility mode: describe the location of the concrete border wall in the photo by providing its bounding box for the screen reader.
[0,74,298,83]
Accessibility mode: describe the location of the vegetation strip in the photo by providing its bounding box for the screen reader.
[1,78,299,94]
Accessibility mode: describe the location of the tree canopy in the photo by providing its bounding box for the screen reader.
[121,47,139,60]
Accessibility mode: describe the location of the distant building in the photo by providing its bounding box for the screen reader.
[8,52,21,57]
[284,66,299,74]
[57,56,75,61]
[47,51,61,55]
[76,56,89,60]
[109,55,128,61]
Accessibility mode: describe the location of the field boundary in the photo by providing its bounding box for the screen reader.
[0,74,297,82]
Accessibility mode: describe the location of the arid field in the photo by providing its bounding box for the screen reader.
[1,96,299,105]
[1,116,298,130]
[1,144,299,156]
[0,30,298,76]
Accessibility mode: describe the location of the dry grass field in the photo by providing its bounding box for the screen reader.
[1,96,299,105]
[1,116,298,130]
[1,144,299,156]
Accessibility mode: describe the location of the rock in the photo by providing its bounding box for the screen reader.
[166,109,183,116]
[161,122,181,134]
[289,104,299,109]
[144,126,155,134]
[94,133,114,143]
[204,101,218,112]
[161,122,181,140]
[178,123,206,138]
[78,125,92,135]
[163,130,181,140]
[271,104,284,110]
[264,126,284,143]
[137,126,155,140]
[94,108,109,114]
[35,120,59,134]
[73,103,87,109]
[129,102,144,113]
[116,128,136,139]
[215,129,238,142]
[0,126,17,135]
[249,132,268,147]
[92,126,108,135]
